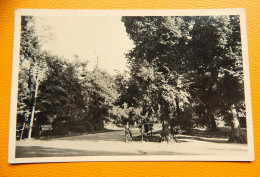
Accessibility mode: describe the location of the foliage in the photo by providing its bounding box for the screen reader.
[18,16,47,139]
[122,15,246,142]
[80,68,119,130]
[37,55,84,127]
[17,16,120,137]
[16,15,246,143]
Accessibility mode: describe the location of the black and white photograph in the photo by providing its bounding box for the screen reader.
[8,9,254,163]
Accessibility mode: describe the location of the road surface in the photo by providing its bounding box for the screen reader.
[15,126,248,158]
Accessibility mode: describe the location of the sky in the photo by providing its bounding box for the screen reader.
[35,16,134,75]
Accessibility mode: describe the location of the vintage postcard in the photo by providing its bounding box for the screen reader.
[8,9,254,163]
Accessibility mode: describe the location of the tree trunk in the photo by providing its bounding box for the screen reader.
[28,79,39,139]
[19,121,26,140]
[205,109,218,132]
[141,124,144,142]
[228,104,247,143]
[209,114,218,132]
[175,97,181,122]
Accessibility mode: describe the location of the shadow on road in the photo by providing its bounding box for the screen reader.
[179,127,247,144]
[132,135,161,142]
[187,127,247,139]
[38,128,122,141]
[33,127,246,145]
[130,129,232,144]
[177,135,228,144]
[15,146,137,158]
[16,145,198,158]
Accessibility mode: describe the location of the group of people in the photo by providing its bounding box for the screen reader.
[124,121,181,143]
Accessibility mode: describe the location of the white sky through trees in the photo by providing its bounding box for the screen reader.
[35,16,134,75]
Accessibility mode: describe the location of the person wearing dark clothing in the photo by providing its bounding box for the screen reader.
[125,122,132,142]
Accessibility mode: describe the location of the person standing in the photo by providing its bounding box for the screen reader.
[125,122,132,142]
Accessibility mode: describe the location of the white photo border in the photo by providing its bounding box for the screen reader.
[8,8,254,164]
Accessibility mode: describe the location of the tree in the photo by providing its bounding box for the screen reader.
[27,52,47,139]
[18,18,119,136]
[122,16,192,128]
[36,55,88,135]
[80,67,119,130]
[122,15,246,143]
[187,16,246,141]
[18,16,48,139]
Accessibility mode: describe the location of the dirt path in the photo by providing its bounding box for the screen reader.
[15,127,248,158]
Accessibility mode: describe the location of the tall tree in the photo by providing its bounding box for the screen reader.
[19,16,47,139]
[188,16,246,141]
[36,55,87,135]
[122,16,192,126]
[122,15,246,143]
[81,68,119,130]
